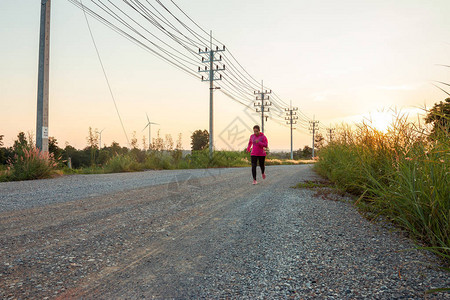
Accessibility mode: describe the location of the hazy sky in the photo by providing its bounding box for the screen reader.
[1,0,449,151]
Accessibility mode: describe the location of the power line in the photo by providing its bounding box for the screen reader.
[94,0,199,65]
[168,0,220,48]
[126,0,202,56]
[79,0,130,146]
[68,0,202,79]
[68,0,318,148]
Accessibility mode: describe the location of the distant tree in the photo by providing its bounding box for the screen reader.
[172,133,183,161]
[425,98,450,137]
[62,144,89,168]
[191,129,209,151]
[86,127,99,166]
[130,131,138,149]
[0,135,15,165]
[176,133,183,151]
[0,135,4,164]
[13,132,29,154]
[97,150,110,166]
[293,149,303,160]
[302,145,312,158]
[150,130,165,151]
[314,132,325,150]
[48,137,63,161]
[109,141,123,155]
[0,147,13,165]
[165,134,174,151]
[86,127,99,149]
[142,135,147,151]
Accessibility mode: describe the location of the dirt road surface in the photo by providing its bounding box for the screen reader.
[0,165,448,299]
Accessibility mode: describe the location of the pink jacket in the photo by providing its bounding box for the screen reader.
[247,132,268,156]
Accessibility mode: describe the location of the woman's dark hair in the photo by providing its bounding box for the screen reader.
[253,125,260,131]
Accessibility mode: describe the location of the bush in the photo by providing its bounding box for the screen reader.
[144,151,175,170]
[104,154,143,173]
[3,147,58,181]
[186,149,249,169]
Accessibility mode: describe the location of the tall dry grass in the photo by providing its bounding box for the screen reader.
[315,112,449,263]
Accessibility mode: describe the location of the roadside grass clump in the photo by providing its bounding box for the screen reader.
[144,151,176,170]
[186,149,249,168]
[104,154,143,173]
[315,112,450,264]
[293,180,331,189]
[267,158,315,166]
[0,165,8,181]
[3,146,58,181]
[293,179,349,202]
[73,166,105,174]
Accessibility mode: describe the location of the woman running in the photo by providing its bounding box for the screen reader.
[246,125,268,185]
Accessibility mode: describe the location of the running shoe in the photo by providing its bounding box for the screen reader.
[262,173,266,180]
[252,180,258,185]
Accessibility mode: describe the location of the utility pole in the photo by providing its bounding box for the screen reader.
[96,128,105,149]
[285,103,298,160]
[198,31,225,158]
[36,0,51,153]
[254,81,271,133]
[309,118,319,159]
[326,127,335,142]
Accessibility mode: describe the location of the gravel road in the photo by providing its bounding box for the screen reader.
[0,165,448,299]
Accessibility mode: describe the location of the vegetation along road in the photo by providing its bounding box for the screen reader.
[0,165,448,299]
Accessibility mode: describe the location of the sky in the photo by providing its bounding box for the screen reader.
[1,0,449,151]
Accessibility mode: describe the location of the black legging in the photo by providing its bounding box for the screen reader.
[251,155,266,180]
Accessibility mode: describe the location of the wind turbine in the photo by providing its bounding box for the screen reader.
[142,113,159,150]
[96,128,105,149]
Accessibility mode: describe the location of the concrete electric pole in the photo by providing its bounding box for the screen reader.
[285,103,298,159]
[36,0,51,153]
[254,81,271,133]
[309,118,320,159]
[327,127,335,142]
[198,31,225,158]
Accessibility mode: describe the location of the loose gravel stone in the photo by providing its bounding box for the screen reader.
[0,165,448,299]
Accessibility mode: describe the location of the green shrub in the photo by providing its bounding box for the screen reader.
[186,149,249,169]
[144,151,175,170]
[104,154,143,173]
